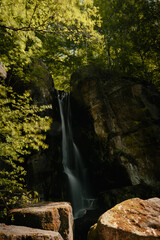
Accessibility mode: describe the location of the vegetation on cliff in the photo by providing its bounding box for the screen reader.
[0,83,52,219]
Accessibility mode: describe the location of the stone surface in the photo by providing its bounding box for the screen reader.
[88,197,160,240]
[0,223,63,240]
[71,66,160,191]
[25,60,63,202]
[98,184,160,210]
[10,202,73,240]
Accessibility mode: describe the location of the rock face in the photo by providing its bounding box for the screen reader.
[71,66,160,193]
[23,60,63,201]
[98,184,160,211]
[87,198,160,240]
[10,202,73,240]
[0,223,63,240]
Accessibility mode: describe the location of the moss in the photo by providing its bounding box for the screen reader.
[124,123,160,150]
[124,135,134,145]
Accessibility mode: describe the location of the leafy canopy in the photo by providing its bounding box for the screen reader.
[94,0,160,85]
[0,0,102,91]
[0,83,52,218]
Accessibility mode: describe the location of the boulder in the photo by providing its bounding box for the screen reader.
[0,223,63,240]
[10,202,73,240]
[71,66,160,192]
[87,197,160,240]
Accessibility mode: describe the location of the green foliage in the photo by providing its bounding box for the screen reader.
[0,83,52,219]
[0,0,102,91]
[1,0,159,89]
[94,0,160,86]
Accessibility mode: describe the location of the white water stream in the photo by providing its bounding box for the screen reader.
[58,92,95,219]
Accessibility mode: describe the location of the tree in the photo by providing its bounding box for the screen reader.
[0,83,52,219]
[94,0,160,85]
[0,0,102,91]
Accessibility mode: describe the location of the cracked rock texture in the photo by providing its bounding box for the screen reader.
[0,223,63,240]
[71,66,160,195]
[87,197,160,240]
[10,202,73,240]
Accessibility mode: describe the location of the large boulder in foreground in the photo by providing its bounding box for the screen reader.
[88,198,160,240]
[0,223,63,240]
[10,202,73,240]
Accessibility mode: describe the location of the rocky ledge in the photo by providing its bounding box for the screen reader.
[9,202,73,240]
[0,223,63,240]
[88,197,160,240]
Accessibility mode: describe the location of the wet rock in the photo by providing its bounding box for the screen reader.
[24,60,62,202]
[0,223,63,240]
[88,197,160,240]
[98,184,160,210]
[10,202,73,240]
[71,66,160,191]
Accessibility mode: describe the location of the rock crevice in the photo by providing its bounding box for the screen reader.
[71,66,160,191]
[3,202,74,240]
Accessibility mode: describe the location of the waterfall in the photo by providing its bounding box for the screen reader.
[58,91,95,219]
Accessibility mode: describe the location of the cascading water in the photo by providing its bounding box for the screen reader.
[58,91,95,219]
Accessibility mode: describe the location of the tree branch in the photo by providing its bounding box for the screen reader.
[0,24,87,36]
[28,0,39,28]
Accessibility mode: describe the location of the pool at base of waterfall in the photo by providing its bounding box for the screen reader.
[74,198,97,219]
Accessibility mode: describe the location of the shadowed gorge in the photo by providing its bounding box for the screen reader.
[58,91,95,219]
